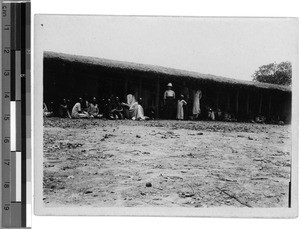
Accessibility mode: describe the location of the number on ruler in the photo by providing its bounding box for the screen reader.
[3,137,9,144]
[4,205,10,211]
[4,183,10,189]
[3,70,10,77]
[3,48,10,54]
[4,161,10,166]
[4,92,10,99]
[4,115,9,121]
[4,25,10,31]
[2,5,7,17]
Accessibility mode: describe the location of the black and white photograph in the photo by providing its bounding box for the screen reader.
[34,15,298,216]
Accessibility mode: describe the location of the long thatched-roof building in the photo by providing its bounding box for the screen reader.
[43,51,291,122]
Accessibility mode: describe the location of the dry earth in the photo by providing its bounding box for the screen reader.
[43,118,291,208]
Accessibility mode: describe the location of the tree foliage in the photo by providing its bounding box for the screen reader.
[252,61,292,86]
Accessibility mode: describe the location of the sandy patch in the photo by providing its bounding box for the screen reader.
[43,118,291,208]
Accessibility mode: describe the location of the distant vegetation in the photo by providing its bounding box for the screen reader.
[252,61,292,86]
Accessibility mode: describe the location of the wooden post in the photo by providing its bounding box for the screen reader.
[216,90,220,110]
[155,76,160,118]
[138,77,142,99]
[124,78,128,100]
[235,89,239,115]
[227,91,230,112]
[258,92,263,114]
[109,77,113,96]
[68,64,74,97]
[246,91,250,115]
[268,94,272,117]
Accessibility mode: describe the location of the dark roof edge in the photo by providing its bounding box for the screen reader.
[44,51,292,93]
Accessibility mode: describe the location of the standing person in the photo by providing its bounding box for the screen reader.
[71,97,90,119]
[192,89,202,120]
[163,83,176,119]
[88,97,103,118]
[207,107,215,121]
[181,81,190,119]
[177,94,187,120]
[59,98,71,118]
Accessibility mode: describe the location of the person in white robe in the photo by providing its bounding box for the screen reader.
[177,94,187,120]
[122,94,147,120]
[71,98,90,119]
[192,89,202,119]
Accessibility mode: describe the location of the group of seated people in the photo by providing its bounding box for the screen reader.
[43,94,283,124]
[43,94,149,121]
[43,95,236,122]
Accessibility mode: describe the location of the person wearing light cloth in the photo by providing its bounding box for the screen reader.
[71,97,90,119]
[88,97,103,118]
[192,89,202,119]
[181,81,190,119]
[177,94,187,120]
[43,102,53,117]
[122,94,146,120]
[207,107,215,121]
[163,82,176,119]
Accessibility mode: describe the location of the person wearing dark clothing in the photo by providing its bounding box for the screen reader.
[163,83,176,119]
[111,97,124,119]
[59,98,71,118]
[103,98,114,119]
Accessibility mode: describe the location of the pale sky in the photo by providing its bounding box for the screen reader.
[35,15,298,81]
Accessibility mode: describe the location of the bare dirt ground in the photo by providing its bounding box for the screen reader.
[43,117,291,208]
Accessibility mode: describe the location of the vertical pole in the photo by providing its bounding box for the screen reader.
[268,94,272,117]
[246,91,250,115]
[258,92,263,114]
[235,89,239,115]
[216,90,220,110]
[226,91,230,112]
[124,78,128,95]
[68,64,74,98]
[138,77,142,99]
[155,76,160,118]
[108,77,112,96]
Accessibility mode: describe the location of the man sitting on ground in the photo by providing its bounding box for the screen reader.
[71,97,90,119]
[59,98,71,118]
[88,97,103,118]
[43,102,54,117]
[111,97,124,119]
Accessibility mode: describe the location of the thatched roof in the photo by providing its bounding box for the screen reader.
[44,51,291,92]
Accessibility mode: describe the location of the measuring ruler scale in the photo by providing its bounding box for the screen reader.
[1,0,31,228]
